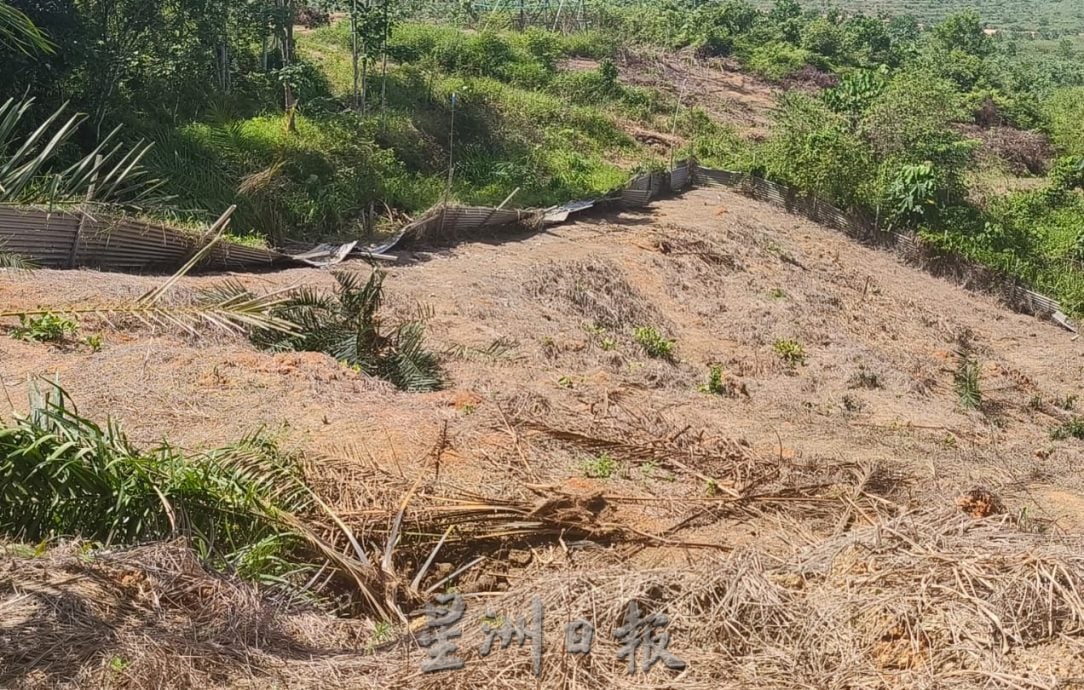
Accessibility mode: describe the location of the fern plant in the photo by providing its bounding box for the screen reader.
[253,270,443,392]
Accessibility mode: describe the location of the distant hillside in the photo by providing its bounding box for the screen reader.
[790,0,1084,35]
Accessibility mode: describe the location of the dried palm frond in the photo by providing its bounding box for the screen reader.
[1,205,297,337]
[0,286,301,336]
[0,249,34,272]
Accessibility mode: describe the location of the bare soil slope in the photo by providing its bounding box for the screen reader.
[3,186,1084,688]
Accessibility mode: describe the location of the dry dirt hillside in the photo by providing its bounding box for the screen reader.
[3,186,1084,689]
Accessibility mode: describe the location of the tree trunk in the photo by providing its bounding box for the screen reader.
[351,0,359,109]
[278,0,297,132]
[380,0,388,122]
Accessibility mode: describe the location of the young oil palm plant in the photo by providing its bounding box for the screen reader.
[253,270,443,392]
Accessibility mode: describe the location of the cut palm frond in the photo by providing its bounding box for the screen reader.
[0,250,35,272]
[0,285,300,336]
[0,380,385,613]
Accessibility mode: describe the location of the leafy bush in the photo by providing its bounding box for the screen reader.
[1045,87,1084,156]
[253,270,442,392]
[886,163,943,228]
[773,339,806,367]
[759,93,876,209]
[745,41,812,81]
[634,326,675,360]
[11,313,78,343]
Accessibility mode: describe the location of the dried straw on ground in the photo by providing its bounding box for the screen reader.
[4,510,1084,689]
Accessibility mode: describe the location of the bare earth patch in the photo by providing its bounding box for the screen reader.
[2,187,1084,687]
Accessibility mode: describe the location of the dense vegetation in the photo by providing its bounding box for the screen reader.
[785,0,1084,36]
[2,0,1084,311]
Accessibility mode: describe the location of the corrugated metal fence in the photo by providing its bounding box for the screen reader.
[1,160,1074,332]
[0,205,283,271]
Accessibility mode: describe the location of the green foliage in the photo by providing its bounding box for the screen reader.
[1051,418,1084,441]
[581,453,618,479]
[887,163,942,228]
[254,270,442,392]
[823,70,887,122]
[0,97,164,206]
[698,365,732,396]
[11,313,78,343]
[549,59,621,104]
[633,326,675,360]
[760,93,875,209]
[0,382,322,588]
[83,334,103,352]
[773,339,806,367]
[1045,88,1084,156]
[1049,156,1084,192]
[745,41,812,81]
[0,1,53,55]
[954,354,983,411]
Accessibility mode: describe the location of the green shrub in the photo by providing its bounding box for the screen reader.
[744,41,811,81]
[1051,418,1084,441]
[634,326,675,360]
[1045,87,1084,157]
[11,313,78,343]
[773,339,806,367]
[581,453,618,479]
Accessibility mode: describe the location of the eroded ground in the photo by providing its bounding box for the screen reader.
[3,186,1084,688]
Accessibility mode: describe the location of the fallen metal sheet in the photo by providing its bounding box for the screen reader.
[1053,311,1078,334]
[542,199,596,225]
[290,241,359,267]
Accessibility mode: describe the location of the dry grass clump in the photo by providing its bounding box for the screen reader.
[370,510,1084,690]
[524,258,667,330]
[0,540,371,690]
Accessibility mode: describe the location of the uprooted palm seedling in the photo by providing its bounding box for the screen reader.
[0,382,353,597]
[251,270,442,392]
